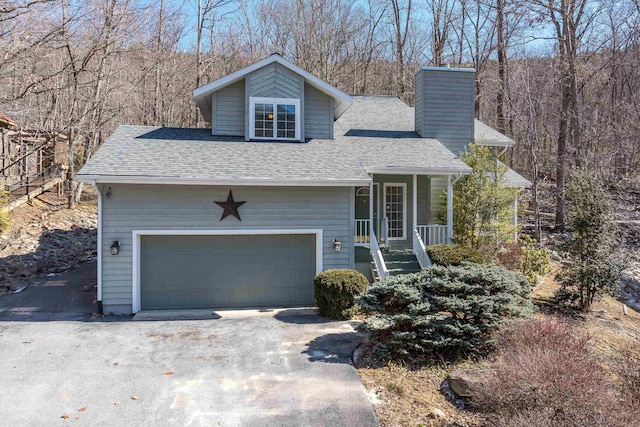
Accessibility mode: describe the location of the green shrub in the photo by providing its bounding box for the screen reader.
[497,236,551,284]
[314,269,369,320]
[557,168,625,311]
[357,263,534,360]
[427,244,485,266]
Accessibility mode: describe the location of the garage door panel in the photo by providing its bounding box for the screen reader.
[140,234,316,310]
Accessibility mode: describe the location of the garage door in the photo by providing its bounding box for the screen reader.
[140,234,316,310]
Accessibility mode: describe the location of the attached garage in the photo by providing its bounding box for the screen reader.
[132,230,322,312]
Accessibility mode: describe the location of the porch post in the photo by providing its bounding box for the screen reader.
[412,174,417,236]
[513,196,518,241]
[369,177,374,242]
[446,175,453,244]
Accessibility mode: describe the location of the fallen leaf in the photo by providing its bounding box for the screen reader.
[164,371,175,376]
[78,407,87,412]
[60,414,69,419]
[131,395,139,400]
[22,340,33,344]
[113,401,120,406]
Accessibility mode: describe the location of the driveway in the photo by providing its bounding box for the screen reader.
[0,265,378,426]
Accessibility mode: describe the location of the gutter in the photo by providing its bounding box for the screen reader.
[76,175,371,187]
[365,166,473,175]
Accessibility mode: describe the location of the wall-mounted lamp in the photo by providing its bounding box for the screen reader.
[333,238,342,252]
[105,188,112,199]
[110,240,120,255]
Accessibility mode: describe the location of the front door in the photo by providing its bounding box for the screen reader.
[355,184,380,235]
[384,183,406,240]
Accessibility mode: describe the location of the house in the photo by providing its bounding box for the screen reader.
[77,54,529,315]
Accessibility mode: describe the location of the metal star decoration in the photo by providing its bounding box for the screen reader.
[214,190,246,221]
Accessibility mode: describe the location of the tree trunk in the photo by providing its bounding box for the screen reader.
[495,0,507,134]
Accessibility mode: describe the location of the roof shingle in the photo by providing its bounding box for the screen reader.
[78,96,472,183]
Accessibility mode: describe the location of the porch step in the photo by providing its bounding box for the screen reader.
[371,248,422,278]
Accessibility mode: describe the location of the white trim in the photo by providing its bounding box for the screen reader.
[369,180,374,244]
[383,183,408,240]
[447,176,453,244]
[356,186,370,196]
[193,54,353,120]
[76,175,371,187]
[131,228,324,313]
[417,66,476,74]
[374,183,380,235]
[92,181,102,302]
[249,97,301,141]
[475,140,515,147]
[412,174,417,238]
[365,166,472,175]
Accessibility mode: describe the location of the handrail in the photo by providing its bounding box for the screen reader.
[416,224,448,246]
[6,164,62,193]
[413,229,432,269]
[370,227,389,279]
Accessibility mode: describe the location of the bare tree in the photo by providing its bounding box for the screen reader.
[428,0,456,66]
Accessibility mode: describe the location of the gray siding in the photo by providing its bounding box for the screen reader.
[304,84,333,139]
[246,63,304,98]
[212,80,245,136]
[414,69,475,155]
[430,176,447,222]
[99,184,352,314]
[417,175,431,224]
[244,63,305,140]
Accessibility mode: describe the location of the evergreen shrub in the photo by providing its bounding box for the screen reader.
[427,244,485,266]
[357,263,534,360]
[314,269,369,319]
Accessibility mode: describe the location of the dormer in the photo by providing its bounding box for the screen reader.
[193,54,353,142]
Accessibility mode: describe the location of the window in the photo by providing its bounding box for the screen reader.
[250,97,300,141]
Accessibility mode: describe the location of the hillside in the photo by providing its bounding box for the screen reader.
[0,189,97,298]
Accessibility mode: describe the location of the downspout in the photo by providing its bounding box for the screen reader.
[91,180,103,315]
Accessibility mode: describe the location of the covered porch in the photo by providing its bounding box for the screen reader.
[353,172,460,278]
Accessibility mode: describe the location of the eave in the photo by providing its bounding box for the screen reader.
[76,175,371,187]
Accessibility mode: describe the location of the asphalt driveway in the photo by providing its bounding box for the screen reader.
[0,265,378,426]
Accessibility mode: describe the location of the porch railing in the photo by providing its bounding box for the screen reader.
[370,228,389,279]
[413,229,432,269]
[417,224,448,246]
[354,219,370,246]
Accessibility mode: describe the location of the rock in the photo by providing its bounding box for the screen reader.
[427,408,446,419]
[367,386,384,405]
[448,369,483,398]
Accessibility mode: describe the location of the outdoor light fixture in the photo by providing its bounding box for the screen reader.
[105,188,112,199]
[333,238,342,252]
[110,240,120,256]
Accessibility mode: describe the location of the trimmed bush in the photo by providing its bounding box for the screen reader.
[314,269,369,320]
[427,244,485,266]
[357,263,534,360]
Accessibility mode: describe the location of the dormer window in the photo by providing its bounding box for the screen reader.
[250,97,301,141]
